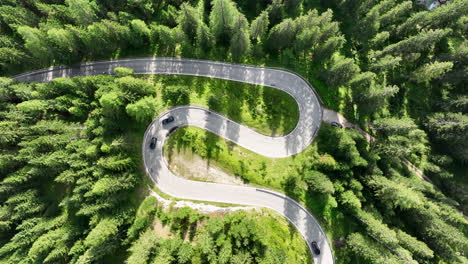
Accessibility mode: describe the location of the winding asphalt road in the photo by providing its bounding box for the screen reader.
[14,58,333,264]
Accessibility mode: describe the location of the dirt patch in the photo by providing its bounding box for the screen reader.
[322,108,375,143]
[167,151,247,186]
[152,219,172,239]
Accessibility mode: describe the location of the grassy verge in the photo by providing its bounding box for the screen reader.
[148,182,249,209]
[256,209,311,263]
[148,75,299,136]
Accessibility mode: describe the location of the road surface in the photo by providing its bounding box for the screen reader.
[14,58,333,264]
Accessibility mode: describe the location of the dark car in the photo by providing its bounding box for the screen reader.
[149,137,157,149]
[167,126,179,136]
[311,241,321,255]
[330,121,343,128]
[162,116,175,125]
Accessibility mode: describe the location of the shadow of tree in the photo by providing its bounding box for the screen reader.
[224,81,245,123]
[282,174,306,202]
[192,75,207,97]
[165,128,192,165]
[164,130,177,164]
[203,130,221,162]
[262,87,298,136]
[245,84,261,120]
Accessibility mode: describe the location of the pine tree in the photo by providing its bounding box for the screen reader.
[229,16,251,61]
[250,11,269,43]
[375,29,452,58]
[267,18,297,51]
[126,96,158,123]
[304,170,335,195]
[47,28,79,63]
[76,218,121,263]
[368,175,425,210]
[378,1,412,29]
[17,26,52,65]
[396,230,434,259]
[126,228,159,264]
[372,117,418,135]
[339,190,362,212]
[0,6,39,30]
[0,47,28,72]
[80,20,130,58]
[347,233,401,264]
[313,36,345,63]
[66,0,98,26]
[196,23,214,52]
[412,61,454,83]
[209,0,239,45]
[426,112,468,162]
[326,55,360,87]
[178,2,202,42]
[130,19,151,48]
[127,0,155,20]
[397,0,468,35]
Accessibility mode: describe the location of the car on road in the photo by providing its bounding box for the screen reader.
[330,121,343,128]
[311,241,321,255]
[167,126,179,136]
[149,137,157,149]
[162,116,175,125]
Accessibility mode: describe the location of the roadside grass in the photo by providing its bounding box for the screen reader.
[148,182,249,209]
[147,75,299,136]
[256,210,312,264]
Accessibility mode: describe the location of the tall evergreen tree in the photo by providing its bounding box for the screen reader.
[209,0,239,45]
[250,11,269,43]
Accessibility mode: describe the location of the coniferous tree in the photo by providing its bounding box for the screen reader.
[209,0,239,45]
[126,96,158,123]
[66,0,98,26]
[229,16,251,61]
[412,61,454,83]
[250,11,269,43]
[17,26,52,65]
[177,2,202,42]
[267,18,297,51]
[426,112,468,162]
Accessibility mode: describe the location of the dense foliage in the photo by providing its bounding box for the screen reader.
[0,0,467,263]
[0,74,155,263]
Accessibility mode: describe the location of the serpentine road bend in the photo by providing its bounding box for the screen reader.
[14,58,333,264]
